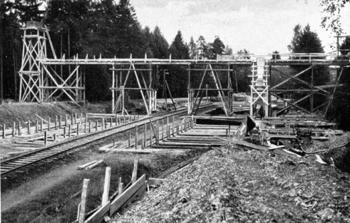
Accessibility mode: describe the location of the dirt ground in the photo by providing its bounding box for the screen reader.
[1,100,194,222]
[1,135,206,223]
[116,141,350,222]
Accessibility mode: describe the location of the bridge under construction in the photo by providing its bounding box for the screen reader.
[18,21,350,118]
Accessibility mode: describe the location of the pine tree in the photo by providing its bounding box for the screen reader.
[169,31,189,59]
[152,26,169,59]
[340,36,350,56]
[210,36,225,59]
[289,24,324,54]
[188,37,197,59]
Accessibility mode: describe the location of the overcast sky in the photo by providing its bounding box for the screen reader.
[132,0,350,55]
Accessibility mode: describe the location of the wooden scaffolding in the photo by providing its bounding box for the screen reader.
[269,56,347,117]
[250,57,269,117]
[187,63,234,116]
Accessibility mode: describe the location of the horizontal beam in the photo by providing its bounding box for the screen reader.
[110,68,152,71]
[187,69,233,71]
[189,88,233,91]
[110,87,154,91]
[40,86,85,89]
[39,58,253,65]
[271,89,323,92]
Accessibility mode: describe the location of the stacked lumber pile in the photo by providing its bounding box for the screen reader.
[114,144,350,222]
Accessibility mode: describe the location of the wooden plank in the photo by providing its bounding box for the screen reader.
[119,183,146,211]
[147,178,169,186]
[84,202,111,223]
[109,174,146,216]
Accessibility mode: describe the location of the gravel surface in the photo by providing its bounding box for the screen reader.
[114,142,350,223]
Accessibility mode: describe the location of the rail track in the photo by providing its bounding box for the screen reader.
[0,104,216,179]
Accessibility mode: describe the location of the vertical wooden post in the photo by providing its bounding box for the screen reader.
[105,118,107,129]
[85,113,88,126]
[141,139,145,150]
[74,113,77,124]
[2,124,5,139]
[48,117,51,131]
[78,179,89,223]
[161,118,164,140]
[59,115,62,129]
[176,125,179,135]
[77,123,80,136]
[143,123,147,148]
[172,115,175,136]
[27,120,31,135]
[118,177,123,195]
[63,127,66,138]
[55,116,58,130]
[65,114,68,126]
[12,122,15,137]
[84,118,87,133]
[53,134,56,141]
[40,119,43,132]
[166,117,169,138]
[156,121,160,145]
[110,117,112,127]
[68,124,71,137]
[131,159,138,183]
[123,116,126,124]
[134,126,138,149]
[95,121,98,132]
[35,120,38,133]
[44,131,47,145]
[102,167,111,206]
[101,118,104,130]
[71,114,74,125]
[149,122,152,147]
[88,121,91,133]
[128,132,131,147]
[18,121,21,136]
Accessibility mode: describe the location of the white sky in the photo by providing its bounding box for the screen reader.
[131,0,350,55]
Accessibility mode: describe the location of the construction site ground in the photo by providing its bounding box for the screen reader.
[1,101,350,222]
[115,134,350,223]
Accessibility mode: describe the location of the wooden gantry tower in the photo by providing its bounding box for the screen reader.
[250,57,269,117]
[19,21,56,102]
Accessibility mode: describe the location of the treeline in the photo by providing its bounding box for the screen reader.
[0,0,237,101]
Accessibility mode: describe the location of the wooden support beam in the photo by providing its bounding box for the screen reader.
[102,167,111,206]
[134,126,138,149]
[78,179,89,223]
[131,158,138,183]
[109,174,146,216]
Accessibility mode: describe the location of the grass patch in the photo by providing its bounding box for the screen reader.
[1,149,208,223]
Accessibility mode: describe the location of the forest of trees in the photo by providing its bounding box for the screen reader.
[0,0,235,101]
[1,0,349,129]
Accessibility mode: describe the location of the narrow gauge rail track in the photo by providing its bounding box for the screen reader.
[0,104,216,179]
